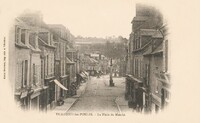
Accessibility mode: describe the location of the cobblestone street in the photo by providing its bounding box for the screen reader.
[67,75,128,113]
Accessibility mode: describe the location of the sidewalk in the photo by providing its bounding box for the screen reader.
[113,76,132,113]
[115,95,132,113]
[51,82,88,113]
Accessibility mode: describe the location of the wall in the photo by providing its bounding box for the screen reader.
[30,53,41,86]
[15,48,30,90]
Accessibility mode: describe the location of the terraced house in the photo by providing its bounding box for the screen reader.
[10,18,45,111]
[9,11,78,111]
[125,4,170,113]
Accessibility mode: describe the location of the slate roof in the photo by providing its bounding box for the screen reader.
[15,18,30,29]
[151,42,163,54]
[132,16,149,22]
[140,29,163,38]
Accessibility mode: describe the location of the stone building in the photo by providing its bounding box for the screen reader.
[48,24,75,99]
[37,28,56,111]
[10,18,32,110]
[10,18,45,111]
[9,11,74,111]
[125,4,170,113]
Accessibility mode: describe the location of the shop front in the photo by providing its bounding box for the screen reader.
[44,76,56,110]
[14,88,33,110]
[30,87,42,111]
[39,86,48,112]
[60,75,68,99]
[155,72,170,110]
[126,75,143,110]
[53,79,68,105]
[125,75,132,100]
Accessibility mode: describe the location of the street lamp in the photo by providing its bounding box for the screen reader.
[109,58,114,86]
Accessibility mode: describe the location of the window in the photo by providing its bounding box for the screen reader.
[50,34,53,46]
[33,64,36,85]
[139,37,141,48]
[138,60,140,77]
[21,29,26,44]
[21,60,28,88]
[41,60,43,79]
[136,59,138,76]
[29,33,36,48]
[145,64,149,86]
[135,39,137,49]
[15,26,20,43]
[21,61,24,88]
[47,55,49,76]
[137,39,140,49]
[51,55,53,73]
[140,60,142,77]
[24,60,28,86]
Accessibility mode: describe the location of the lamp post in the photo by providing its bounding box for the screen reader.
[109,58,114,86]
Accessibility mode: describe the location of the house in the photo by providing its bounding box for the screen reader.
[125,4,170,113]
[36,28,56,111]
[48,24,73,98]
[10,18,45,111]
[10,18,33,110]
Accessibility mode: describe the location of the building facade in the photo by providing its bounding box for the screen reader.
[125,4,170,113]
[9,11,77,111]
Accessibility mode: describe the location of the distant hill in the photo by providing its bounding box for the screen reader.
[74,36,126,45]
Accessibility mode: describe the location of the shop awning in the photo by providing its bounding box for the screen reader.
[54,79,68,90]
[83,71,89,76]
[78,73,86,80]
[126,74,142,83]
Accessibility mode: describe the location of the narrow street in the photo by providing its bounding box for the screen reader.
[68,75,125,113]
[8,2,171,116]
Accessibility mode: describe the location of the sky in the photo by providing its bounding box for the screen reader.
[1,0,136,38]
[42,0,135,38]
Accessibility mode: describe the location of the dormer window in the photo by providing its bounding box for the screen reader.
[15,26,21,43]
[21,29,26,44]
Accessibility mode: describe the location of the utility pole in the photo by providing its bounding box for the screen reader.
[109,58,114,86]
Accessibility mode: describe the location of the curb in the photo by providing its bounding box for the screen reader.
[66,98,79,112]
[65,80,88,112]
[114,96,122,113]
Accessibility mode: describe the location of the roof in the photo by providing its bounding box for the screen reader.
[133,40,152,53]
[132,16,149,22]
[29,26,49,33]
[90,54,99,57]
[66,48,76,52]
[38,37,55,49]
[151,42,163,54]
[84,56,98,64]
[16,18,50,33]
[15,18,30,29]
[140,29,163,38]
[48,24,67,30]
[75,41,92,44]
[89,58,98,63]
[143,45,153,56]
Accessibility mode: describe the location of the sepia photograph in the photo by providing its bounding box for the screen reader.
[0,0,200,122]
